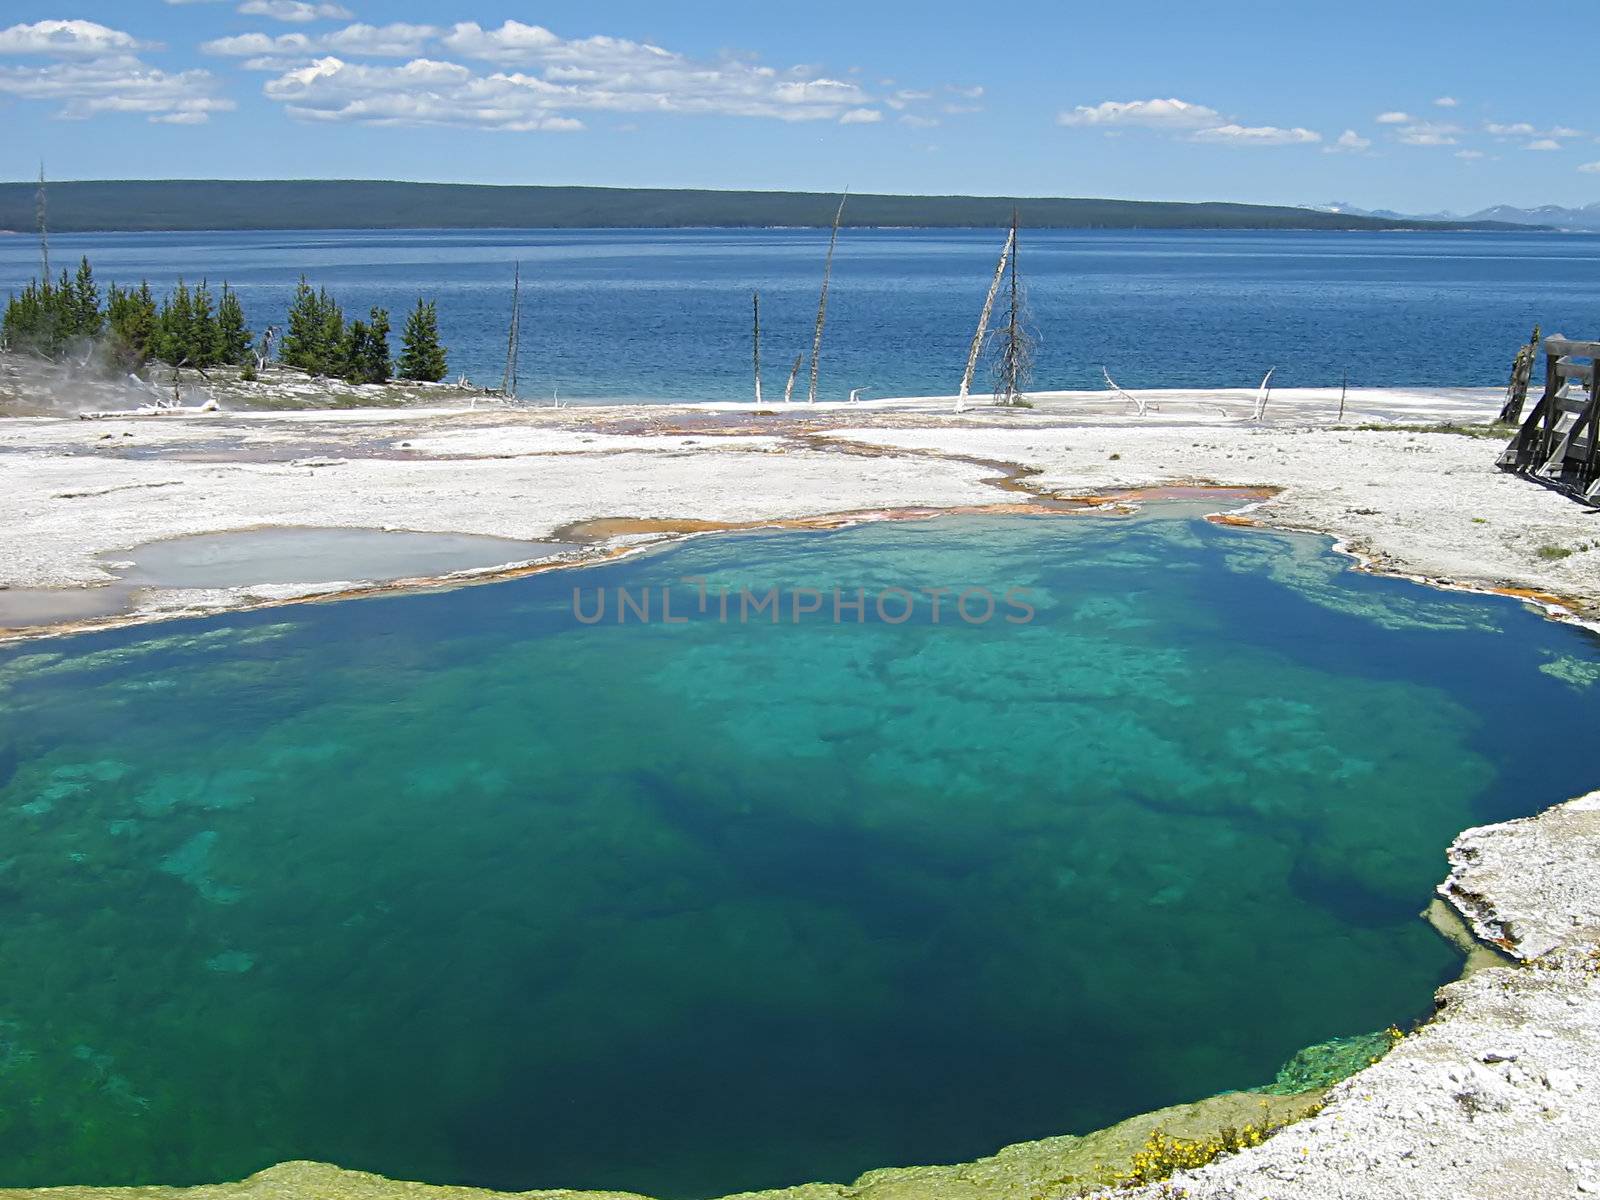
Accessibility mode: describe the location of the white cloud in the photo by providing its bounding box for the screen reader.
[0,56,234,123]
[889,86,975,117]
[439,20,563,63]
[263,57,581,130]
[1485,121,1583,141]
[899,113,939,129]
[1525,138,1563,151]
[1376,111,1412,124]
[1189,123,1320,146]
[0,19,149,56]
[1434,96,1458,107]
[206,32,315,57]
[1058,97,1323,149]
[884,89,930,110]
[321,24,436,55]
[1328,129,1371,151]
[239,1,355,22]
[1394,121,1461,146]
[1456,149,1485,160]
[1057,97,1220,127]
[254,22,902,128]
[0,19,232,124]
[1580,161,1600,174]
[204,24,438,64]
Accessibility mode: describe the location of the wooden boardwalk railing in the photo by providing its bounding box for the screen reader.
[1497,334,1600,506]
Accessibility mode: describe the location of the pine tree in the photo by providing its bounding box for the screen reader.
[282,278,322,373]
[397,299,447,382]
[105,282,160,365]
[337,306,392,384]
[280,278,344,375]
[157,280,196,365]
[191,280,219,367]
[214,284,251,365]
[280,278,317,371]
[134,282,159,359]
[71,256,102,339]
[2,282,50,355]
[50,269,75,353]
[362,306,391,383]
[7,272,79,358]
[106,284,150,365]
[317,289,344,373]
[338,318,370,383]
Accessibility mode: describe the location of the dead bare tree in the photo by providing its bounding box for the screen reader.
[500,261,522,400]
[991,209,1035,407]
[784,352,803,403]
[957,225,1014,412]
[1103,367,1147,416]
[1252,368,1276,421]
[807,192,848,403]
[752,291,763,403]
[257,325,279,372]
[35,162,49,282]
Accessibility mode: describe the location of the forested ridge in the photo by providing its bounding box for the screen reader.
[0,180,1538,233]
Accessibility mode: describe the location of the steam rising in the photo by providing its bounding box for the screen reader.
[0,342,213,416]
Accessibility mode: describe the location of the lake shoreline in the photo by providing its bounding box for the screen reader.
[1,378,1598,1199]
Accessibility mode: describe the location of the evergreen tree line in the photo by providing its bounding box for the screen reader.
[3,258,449,384]
[278,278,448,384]
[1,257,251,369]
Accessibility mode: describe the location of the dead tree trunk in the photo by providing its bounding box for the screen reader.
[35,162,49,283]
[784,353,803,403]
[992,210,1034,407]
[1103,367,1146,416]
[1252,368,1276,421]
[752,291,763,403]
[808,192,848,403]
[500,261,522,400]
[1003,212,1019,404]
[958,227,1014,411]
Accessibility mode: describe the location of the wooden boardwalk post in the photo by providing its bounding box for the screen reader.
[1497,333,1600,504]
[1499,326,1542,424]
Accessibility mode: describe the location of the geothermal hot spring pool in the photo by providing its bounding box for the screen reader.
[2,512,1598,1196]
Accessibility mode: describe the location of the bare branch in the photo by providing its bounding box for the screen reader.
[807,191,848,403]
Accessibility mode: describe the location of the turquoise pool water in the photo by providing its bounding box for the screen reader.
[1,513,1596,1196]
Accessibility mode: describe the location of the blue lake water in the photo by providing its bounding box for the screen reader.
[3,228,1600,402]
[1,513,1597,1195]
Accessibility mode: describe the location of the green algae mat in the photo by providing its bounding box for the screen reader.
[1,513,1596,1197]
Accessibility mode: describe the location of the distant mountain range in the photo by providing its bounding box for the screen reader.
[0,179,1542,234]
[1321,200,1600,232]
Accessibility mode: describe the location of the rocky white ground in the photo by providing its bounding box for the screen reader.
[1,383,1596,637]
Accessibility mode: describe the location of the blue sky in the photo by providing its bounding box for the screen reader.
[2,1,1599,212]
